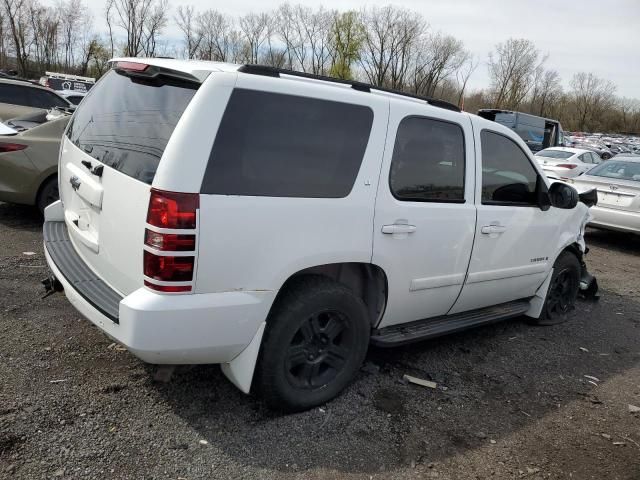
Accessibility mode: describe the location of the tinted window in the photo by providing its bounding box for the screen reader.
[201,89,373,198]
[389,116,465,202]
[590,152,601,163]
[0,84,29,106]
[28,89,68,109]
[481,130,539,205]
[66,70,198,184]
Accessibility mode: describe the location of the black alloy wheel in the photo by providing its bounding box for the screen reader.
[285,310,353,389]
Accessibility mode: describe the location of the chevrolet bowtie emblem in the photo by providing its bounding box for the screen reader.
[70,175,81,191]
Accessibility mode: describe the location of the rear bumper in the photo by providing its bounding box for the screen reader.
[589,205,640,234]
[43,219,276,364]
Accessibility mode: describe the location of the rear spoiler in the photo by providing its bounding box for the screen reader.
[109,60,201,85]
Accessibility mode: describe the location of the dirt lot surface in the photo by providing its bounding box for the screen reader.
[1,202,639,480]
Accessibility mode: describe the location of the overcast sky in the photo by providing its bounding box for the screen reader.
[77,0,640,98]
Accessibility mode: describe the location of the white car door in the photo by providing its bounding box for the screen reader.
[450,121,562,314]
[372,107,476,328]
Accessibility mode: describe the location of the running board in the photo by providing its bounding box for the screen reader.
[370,300,531,347]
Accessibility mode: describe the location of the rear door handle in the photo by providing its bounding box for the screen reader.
[382,224,417,234]
[481,225,507,235]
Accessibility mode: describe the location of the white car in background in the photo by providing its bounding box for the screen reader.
[535,147,602,179]
[567,156,640,234]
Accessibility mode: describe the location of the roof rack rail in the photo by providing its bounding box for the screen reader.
[236,64,461,113]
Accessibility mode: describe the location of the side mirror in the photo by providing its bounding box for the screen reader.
[548,182,579,209]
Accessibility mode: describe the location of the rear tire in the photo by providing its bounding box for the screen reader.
[534,251,581,326]
[256,275,370,412]
[36,176,59,215]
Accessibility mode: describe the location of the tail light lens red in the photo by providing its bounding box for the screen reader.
[145,229,195,251]
[143,250,194,282]
[0,143,28,153]
[147,189,198,229]
[556,164,578,169]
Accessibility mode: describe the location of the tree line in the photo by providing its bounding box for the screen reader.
[1,0,638,134]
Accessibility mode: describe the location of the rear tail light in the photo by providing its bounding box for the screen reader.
[144,250,194,282]
[556,164,578,169]
[0,143,28,153]
[145,229,195,251]
[144,189,199,293]
[147,189,198,229]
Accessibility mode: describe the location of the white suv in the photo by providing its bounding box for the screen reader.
[43,58,597,411]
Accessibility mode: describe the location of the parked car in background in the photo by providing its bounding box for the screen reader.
[567,156,640,234]
[0,109,71,212]
[535,147,602,179]
[43,58,597,412]
[0,78,72,121]
[477,109,564,152]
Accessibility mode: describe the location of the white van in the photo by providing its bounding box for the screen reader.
[43,58,597,411]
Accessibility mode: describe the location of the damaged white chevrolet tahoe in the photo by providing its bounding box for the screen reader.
[43,59,598,411]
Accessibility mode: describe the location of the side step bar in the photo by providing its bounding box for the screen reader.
[370,300,531,347]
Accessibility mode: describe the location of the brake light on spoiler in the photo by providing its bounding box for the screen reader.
[144,189,199,293]
[114,61,149,72]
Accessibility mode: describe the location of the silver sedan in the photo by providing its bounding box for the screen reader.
[568,156,640,234]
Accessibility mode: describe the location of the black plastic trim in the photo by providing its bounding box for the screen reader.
[44,221,122,323]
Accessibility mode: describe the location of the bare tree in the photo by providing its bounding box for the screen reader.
[455,56,477,109]
[360,6,425,89]
[238,12,269,64]
[2,0,33,76]
[105,0,168,57]
[570,72,616,131]
[488,38,541,109]
[175,5,201,59]
[409,33,469,97]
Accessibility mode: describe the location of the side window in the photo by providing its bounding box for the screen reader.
[202,89,374,198]
[389,116,465,202]
[590,152,601,164]
[0,84,29,106]
[579,153,591,164]
[29,89,68,109]
[481,130,539,205]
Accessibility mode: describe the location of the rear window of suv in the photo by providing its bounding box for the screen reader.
[201,89,374,198]
[66,70,197,184]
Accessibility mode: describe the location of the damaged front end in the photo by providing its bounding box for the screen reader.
[575,189,599,300]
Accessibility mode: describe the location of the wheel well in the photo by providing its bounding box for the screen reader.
[34,173,57,205]
[561,243,583,262]
[276,263,388,327]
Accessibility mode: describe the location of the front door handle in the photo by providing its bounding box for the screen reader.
[382,224,417,234]
[481,225,507,235]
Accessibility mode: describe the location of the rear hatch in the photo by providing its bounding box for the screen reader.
[59,65,199,295]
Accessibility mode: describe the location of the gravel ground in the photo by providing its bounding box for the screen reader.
[0,202,639,480]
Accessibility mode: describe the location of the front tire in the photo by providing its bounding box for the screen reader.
[535,251,581,325]
[256,275,370,412]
